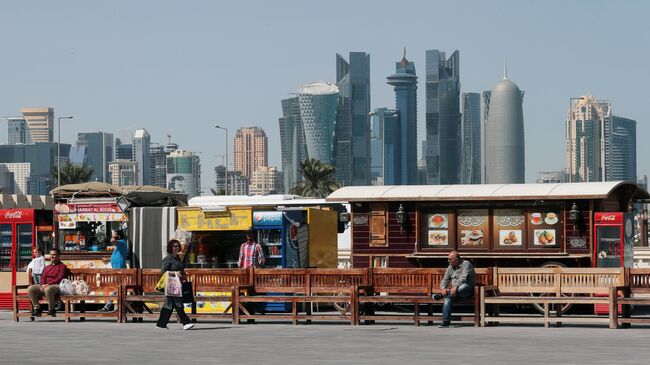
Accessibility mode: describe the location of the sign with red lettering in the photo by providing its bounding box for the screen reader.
[55,203,123,214]
[1,209,34,221]
[594,212,623,224]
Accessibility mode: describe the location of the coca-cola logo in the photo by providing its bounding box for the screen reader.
[4,211,23,219]
[600,215,617,221]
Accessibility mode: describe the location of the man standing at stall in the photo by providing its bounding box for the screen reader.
[238,229,264,322]
[28,248,68,317]
[433,250,475,328]
[238,229,265,269]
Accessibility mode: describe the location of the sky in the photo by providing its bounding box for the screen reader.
[0,0,648,192]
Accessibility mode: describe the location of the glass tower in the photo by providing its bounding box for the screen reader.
[279,96,307,193]
[298,82,339,164]
[460,92,481,184]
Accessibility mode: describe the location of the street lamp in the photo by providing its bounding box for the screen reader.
[214,125,228,195]
[57,116,74,187]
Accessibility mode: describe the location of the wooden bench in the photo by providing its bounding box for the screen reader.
[480,268,624,328]
[357,268,489,326]
[618,268,650,327]
[123,269,167,322]
[13,268,137,323]
[186,268,248,323]
[233,268,365,325]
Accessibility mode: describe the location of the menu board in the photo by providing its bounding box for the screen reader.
[425,213,451,247]
[493,209,526,248]
[528,211,561,248]
[457,209,489,249]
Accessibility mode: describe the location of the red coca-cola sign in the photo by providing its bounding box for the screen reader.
[594,212,623,224]
[1,209,34,221]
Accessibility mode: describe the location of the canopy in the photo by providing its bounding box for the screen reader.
[51,183,187,207]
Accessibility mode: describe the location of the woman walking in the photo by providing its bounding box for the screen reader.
[156,239,194,330]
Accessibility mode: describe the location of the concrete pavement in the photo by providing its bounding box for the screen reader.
[1,311,649,364]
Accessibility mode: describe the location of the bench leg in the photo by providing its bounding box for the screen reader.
[65,300,70,324]
[232,289,239,325]
[609,287,617,329]
[427,304,433,325]
[543,302,549,328]
[474,288,480,327]
[414,304,420,326]
[480,287,486,327]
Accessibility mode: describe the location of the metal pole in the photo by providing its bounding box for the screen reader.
[225,128,228,195]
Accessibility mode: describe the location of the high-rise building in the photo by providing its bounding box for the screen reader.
[460,92,481,184]
[6,117,31,144]
[0,143,70,193]
[149,143,167,188]
[298,81,339,164]
[249,166,284,195]
[386,49,418,185]
[166,149,201,198]
[215,165,249,195]
[370,108,402,185]
[0,163,30,194]
[484,72,525,184]
[565,95,610,182]
[608,116,636,181]
[425,50,461,184]
[279,97,307,193]
[115,138,133,160]
[108,160,139,187]
[233,127,268,179]
[133,129,151,185]
[76,132,114,182]
[335,52,371,186]
[370,110,384,185]
[536,171,567,184]
[21,107,53,143]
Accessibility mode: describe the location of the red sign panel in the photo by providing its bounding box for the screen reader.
[0,209,34,221]
[594,212,623,224]
[55,203,122,214]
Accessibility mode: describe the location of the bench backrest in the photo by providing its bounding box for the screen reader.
[186,268,250,293]
[494,267,624,295]
[140,269,163,293]
[370,267,490,295]
[252,269,309,294]
[67,268,138,292]
[308,268,369,295]
[627,268,650,295]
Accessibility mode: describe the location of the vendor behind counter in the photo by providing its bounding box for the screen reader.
[185,231,247,268]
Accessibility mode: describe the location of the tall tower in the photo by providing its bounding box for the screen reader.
[21,107,54,143]
[133,129,151,185]
[425,50,461,184]
[608,116,636,181]
[460,92,481,184]
[76,132,114,182]
[279,97,307,193]
[167,150,201,198]
[233,126,268,179]
[565,95,610,182]
[335,52,371,186]
[485,70,525,184]
[6,117,31,144]
[386,48,418,185]
[298,81,339,164]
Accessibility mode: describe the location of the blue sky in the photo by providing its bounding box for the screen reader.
[0,0,648,191]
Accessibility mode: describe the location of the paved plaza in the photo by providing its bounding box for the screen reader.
[1,311,649,364]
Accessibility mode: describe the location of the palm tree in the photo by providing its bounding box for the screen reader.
[51,162,95,187]
[290,158,340,198]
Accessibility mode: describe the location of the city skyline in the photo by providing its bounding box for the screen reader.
[0,1,648,191]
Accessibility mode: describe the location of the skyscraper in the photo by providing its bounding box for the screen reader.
[149,143,167,188]
[21,107,53,143]
[279,97,307,193]
[115,138,133,160]
[215,165,249,195]
[386,49,418,185]
[133,129,151,185]
[249,166,284,195]
[167,150,201,198]
[108,160,139,187]
[6,117,31,144]
[608,116,636,181]
[76,132,114,182]
[425,50,461,184]
[233,127,268,179]
[0,143,71,194]
[335,52,371,186]
[460,92,481,184]
[371,108,402,185]
[298,81,339,164]
[565,95,610,182]
[484,72,525,184]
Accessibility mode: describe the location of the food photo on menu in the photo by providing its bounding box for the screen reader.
[500,230,522,246]
[534,229,556,245]
[428,214,448,229]
[461,230,483,246]
[428,230,448,246]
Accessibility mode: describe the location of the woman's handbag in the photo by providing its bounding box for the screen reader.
[182,281,194,304]
[155,273,167,292]
[165,272,183,297]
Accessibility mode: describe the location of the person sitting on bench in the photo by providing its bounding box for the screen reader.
[433,251,475,328]
[27,248,68,317]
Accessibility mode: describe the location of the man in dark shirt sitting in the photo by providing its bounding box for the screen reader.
[433,250,475,327]
[28,248,68,317]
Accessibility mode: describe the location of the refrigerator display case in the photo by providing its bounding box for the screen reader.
[593,212,634,268]
[0,209,54,309]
